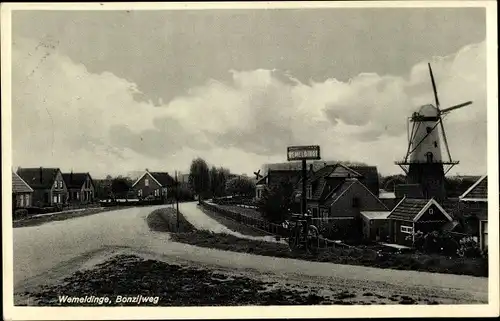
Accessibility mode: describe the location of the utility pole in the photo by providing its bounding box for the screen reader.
[175,170,180,232]
[301,159,307,218]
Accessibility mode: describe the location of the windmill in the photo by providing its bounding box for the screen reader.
[396,63,472,200]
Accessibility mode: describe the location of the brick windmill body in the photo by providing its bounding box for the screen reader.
[396,63,472,201]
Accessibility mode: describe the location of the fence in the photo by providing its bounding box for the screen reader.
[99,199,166,207]
[200,201,350,248]
[201,201,288,237]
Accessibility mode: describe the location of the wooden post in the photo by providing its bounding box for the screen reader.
[302,159,307,217]
[175,171,180,232]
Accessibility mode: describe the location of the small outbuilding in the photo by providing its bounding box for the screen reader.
[360,211,391,242]
[387,197,453,247]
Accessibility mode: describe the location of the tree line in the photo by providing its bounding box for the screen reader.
[94,158,256,202]
[188,157,255,203]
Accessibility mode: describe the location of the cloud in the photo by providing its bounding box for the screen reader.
[11,37,487,177]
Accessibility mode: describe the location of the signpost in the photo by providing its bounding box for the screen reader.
[175,171,180,231]
[286,145,321,216]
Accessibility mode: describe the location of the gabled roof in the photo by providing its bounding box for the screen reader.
[266,170,304,187]
[17,167,61,189]
[12,172,34,193]
[150,172,176,187]
[459,175,487,202]
[132,171,175,188]
[322,180,358,207]
[62,173,93,189]
[388,197,452,222]
[349,165,380,196]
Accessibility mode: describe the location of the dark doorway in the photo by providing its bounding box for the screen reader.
[426,152,434,163]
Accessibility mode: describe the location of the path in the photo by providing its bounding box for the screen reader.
[178,202,285,243]
[11,202,489,305]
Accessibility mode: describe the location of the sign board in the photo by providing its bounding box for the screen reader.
[287,145,321,161]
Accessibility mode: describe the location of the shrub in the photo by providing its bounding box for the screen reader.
[14,209,28,219]
[457,236,481,258]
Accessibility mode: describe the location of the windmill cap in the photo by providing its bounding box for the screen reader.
[416,104,439,117]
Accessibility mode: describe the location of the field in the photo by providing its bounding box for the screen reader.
[21,254,440,306]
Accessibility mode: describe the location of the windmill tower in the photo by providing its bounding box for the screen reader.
[396,63,472,200]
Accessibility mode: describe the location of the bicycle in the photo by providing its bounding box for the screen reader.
[282,210,320,253]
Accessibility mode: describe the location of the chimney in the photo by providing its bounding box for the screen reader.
[40,167,43,184]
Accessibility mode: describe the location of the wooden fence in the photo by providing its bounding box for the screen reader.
[202,201,288,237]
[200,201,350,249]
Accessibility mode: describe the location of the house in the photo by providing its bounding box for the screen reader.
[62,172,95,204]
[131,170,176,200]
[387,197,453,247]
[293,163,387,218]
[255,169,305,201]
[360,211,391,241]
[348,165,380,197]
[17,167,68,207]
[458,175,488,251]
[12,171,34,209]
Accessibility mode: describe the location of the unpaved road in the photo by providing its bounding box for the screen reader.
[181,202,285,243]
[12,202,488,305]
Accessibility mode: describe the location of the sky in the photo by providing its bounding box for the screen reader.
[11,7,488,179]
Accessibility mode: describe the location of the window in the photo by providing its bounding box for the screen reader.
[145,178,149,187]
[25,194,30,206]
[57,194,61,203]
[483,222,488,250]
[428,208,434,215]
[154,189,158,197]
[53,195,58,203]
[76,192,80,200]
[138,189,142,197]
[401,226,413,234]
[426,126,432,133]
[20,196,24,207]
[59,181,63,189]
[306,186,312,199]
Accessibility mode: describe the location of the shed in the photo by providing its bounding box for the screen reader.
[360,211,391,241]
[387,197,452,247]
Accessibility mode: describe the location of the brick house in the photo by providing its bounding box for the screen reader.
[12,171,34,209]
[458,175,488,251]
[293,164,387,218]
[17,167,68,207]
[131,170,176,201]
[387,197,453,247]
[255,169,305,201]
[62,172,95,204]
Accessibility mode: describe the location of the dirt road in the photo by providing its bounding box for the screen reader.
[12,202,488,305]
